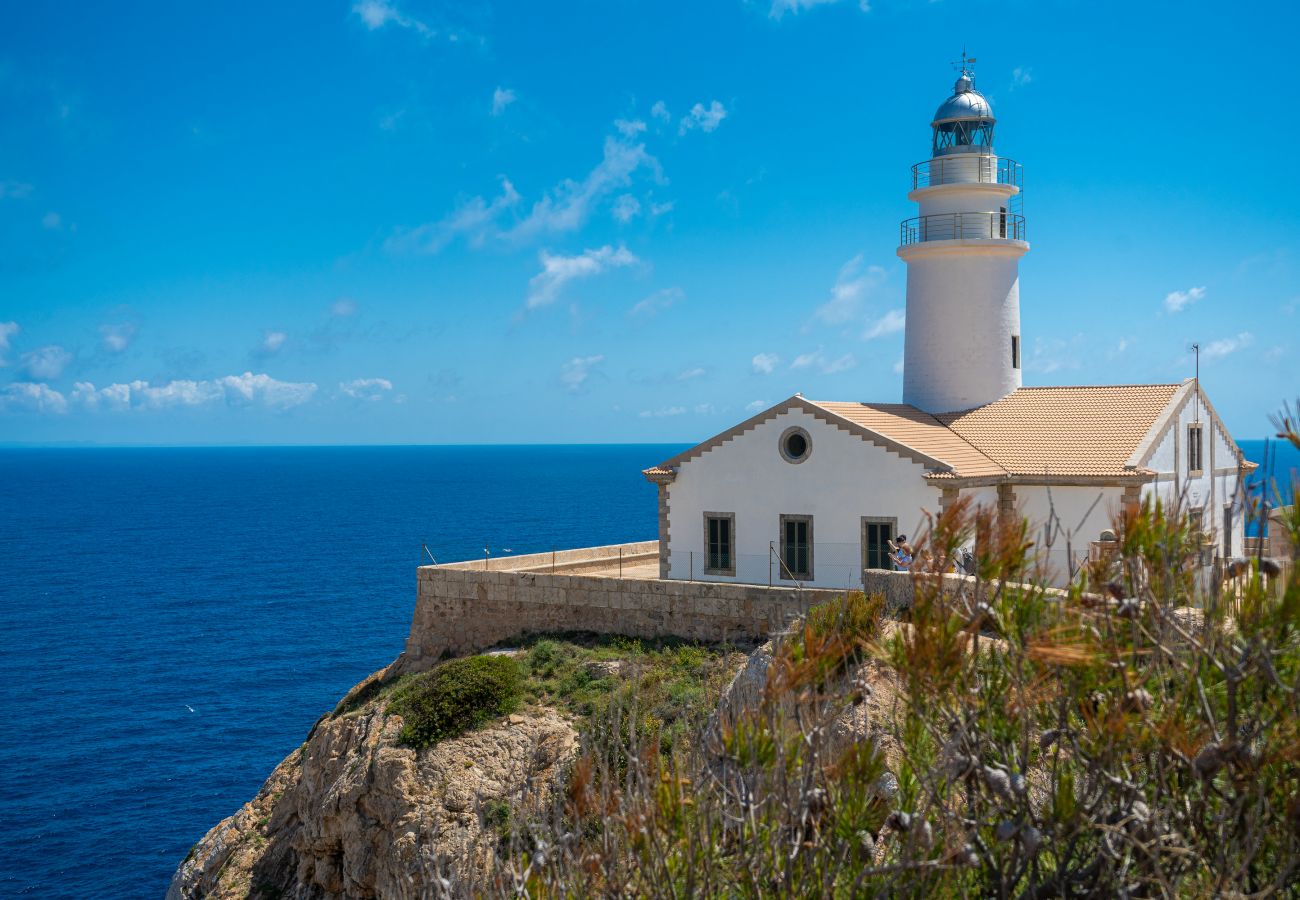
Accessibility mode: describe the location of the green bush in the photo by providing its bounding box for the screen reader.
[389,655,522,749]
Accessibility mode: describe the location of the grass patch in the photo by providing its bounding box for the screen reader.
[389,655,523,750]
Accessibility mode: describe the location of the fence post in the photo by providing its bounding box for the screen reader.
[484,546,489,570]
[619,547,623,578]
[768,541,774,586]
[551,549,556,573]
[689,551,694,582]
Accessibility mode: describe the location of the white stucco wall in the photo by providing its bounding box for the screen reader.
[1016,485,1124,583]
[900,245,1024,413]
[1141,389,1248,559]
[665,408,939,589]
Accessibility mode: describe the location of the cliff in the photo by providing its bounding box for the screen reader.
[167,662,577,899]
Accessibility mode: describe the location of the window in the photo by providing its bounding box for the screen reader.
[1187,423,1204,474]
[1223,504,1233,559]
[1188,508,1203,533]
[1011,335,1021,370]
[780,514,813,581]
[862,517,896,571]
[999,205,1008,238]
[779,426,812,464]
[704,513,735,576]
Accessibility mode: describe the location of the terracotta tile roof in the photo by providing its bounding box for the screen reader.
[811,401,1006,478]
[936,384,1182,478]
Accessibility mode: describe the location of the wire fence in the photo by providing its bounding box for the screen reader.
[666,541,902,591]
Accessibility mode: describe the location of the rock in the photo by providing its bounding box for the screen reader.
[168,689,577,900]
[583,659,624,679]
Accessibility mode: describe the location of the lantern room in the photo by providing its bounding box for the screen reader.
[931,72,995,157]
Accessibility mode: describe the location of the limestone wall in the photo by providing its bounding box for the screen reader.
[397,543,859,674]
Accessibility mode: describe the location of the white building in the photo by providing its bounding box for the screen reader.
[643,63,1255,589]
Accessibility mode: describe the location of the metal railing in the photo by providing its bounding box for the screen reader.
[912,156,1021,190]
[899,211,1026,246]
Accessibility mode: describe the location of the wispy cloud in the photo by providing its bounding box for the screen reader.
[639,406,686,418]
[745,399,768,412]
[387,176,520,254]
[41,211,61,230]
[527,245,638,309]
[70,373,318,411]
[768,0,863,20]
[331,298,357,317]
[650,101,670,123]
[252,330,287,359]
[612,194,641,223]
[0,321,18,365]
[338,377,394,400]
[676,366,707,381]
[0,182,33,200]
[560,355,605,393]
[752,352,781,375]
[1202,332,1252,360]
[1011,66,1033,88]
[628,287,683,318]
[1026,336,1084,374]
[352,0,432,36]
[0,382,67,414]
[863,308,905,339]
[614,118,646,137]
[790,348,856,374]
[491,86,516,116]
[813,254,886,326]
[22,345,72,380]
[679,100,727,135]
[1164,285,1206,314]
[507,136,660,242]
[99,323,137,354]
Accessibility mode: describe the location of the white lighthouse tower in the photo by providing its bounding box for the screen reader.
[899,56,1028,413]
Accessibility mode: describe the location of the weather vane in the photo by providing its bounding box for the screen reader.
[951,46,977,78]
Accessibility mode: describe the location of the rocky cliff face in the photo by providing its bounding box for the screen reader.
[168,666,577,900]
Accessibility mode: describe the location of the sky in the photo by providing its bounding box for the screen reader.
[0,0,1296,445]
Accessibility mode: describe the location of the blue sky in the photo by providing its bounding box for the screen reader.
[1,0,1296,445]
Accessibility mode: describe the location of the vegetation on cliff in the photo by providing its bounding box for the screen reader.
[389,655,525,749]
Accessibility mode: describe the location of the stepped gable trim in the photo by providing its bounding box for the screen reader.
[1129,379,1248,471]
[817,400,1008,479]
[924,471,1155,488]
[642,395,953,479]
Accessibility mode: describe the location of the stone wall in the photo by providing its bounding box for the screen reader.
[395,543,858,675]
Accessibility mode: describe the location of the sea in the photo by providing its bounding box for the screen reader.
[0,440,1295,899]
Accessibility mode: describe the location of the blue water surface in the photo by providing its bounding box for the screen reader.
[0,445,683,899]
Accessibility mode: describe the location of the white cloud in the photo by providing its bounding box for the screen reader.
[339,377,394,400]
[790,348,856,374]
[745,399,768,412]
[649,200,675,217]
[629,287,683,318]
[507,137,660,241]
[22,345,71,379]
[255,331,287,357]
[1026,336,1084,374]
[352,0,432,36]
[1164,285,1206,313]
[813,254,886,326]
[0,382,67,414]
[491,86,516,116]
[387,176,520,254]
[1012,67,1033,88]
[892,357,904,374]
[679,100,727,135]
[752,352,781,374]
[612,194,641,223]
[0,182,33,199]
[331,298,357,317]
[72,373,317,411]
[1202,332,1253,360]
[0,321,18,364]
[527,245,638,309]
[677,366,707,381]
[99,323,137,354]
[768,0,854,19]
[650,101,670,123]
[863,308,905,339]
[614,118,646,137]
[560,355,605,393]
[41,211,61,230]
[693,403,715,415]
[639,406,686,418]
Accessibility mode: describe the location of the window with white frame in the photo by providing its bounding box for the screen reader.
[1187,423,1204,474]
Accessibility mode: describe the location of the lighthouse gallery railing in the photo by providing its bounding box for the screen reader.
[911,156,1022,190]
[899,211,1026,246]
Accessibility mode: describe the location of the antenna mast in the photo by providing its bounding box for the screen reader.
[1191,343,1200,423]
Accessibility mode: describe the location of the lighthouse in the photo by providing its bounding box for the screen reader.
[899,58,1028,413]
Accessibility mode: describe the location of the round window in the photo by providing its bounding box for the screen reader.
[780,426,811,464]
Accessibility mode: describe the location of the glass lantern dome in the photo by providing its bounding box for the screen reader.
[931,73,995,157]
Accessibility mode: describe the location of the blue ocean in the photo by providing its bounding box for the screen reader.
[1,440,1295,898]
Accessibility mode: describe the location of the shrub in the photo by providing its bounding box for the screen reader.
[389,655,522,749]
